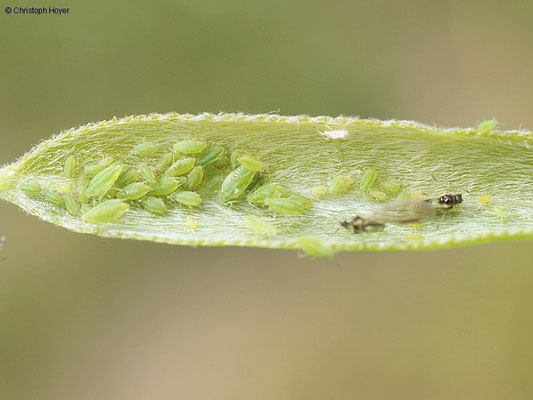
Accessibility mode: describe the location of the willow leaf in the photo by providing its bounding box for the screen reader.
[1,113,532,254]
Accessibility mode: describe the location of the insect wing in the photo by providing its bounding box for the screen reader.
[369,199,435,225]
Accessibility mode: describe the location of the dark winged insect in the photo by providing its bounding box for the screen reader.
[339,199,436,233]
[436,193,463,209]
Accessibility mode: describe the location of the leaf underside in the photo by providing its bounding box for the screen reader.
[1,113,532,253]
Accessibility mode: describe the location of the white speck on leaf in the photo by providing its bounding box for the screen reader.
[317,129,348,139]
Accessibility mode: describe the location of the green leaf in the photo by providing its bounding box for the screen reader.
[1,113,532,254]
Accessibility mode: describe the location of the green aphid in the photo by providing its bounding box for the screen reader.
[368,190,387,201]
[243,215,277,237]
[44,190,63,206]
[396,190,411,201]
[99,156,115,167]
[166,157,196,177]
[63,155,76,178]
[81,199,128,223]
[311,186,329,197]
[360,167,378,191]
[173,140,207,154]
[202,169,223,194]
[247,183,284,207]
[116,169,139,188]
[117,182,152,200]
[229,149,242,170]
[237,154,267,172]
[247,173,265,193]
[133,141,158,155]
[330,175,353,193]
[58,183,72,194]
[20,182,42,195]
[298,236,334,259]
[151,176,183,196]
[171,191,202,206]
[266,197,306,215]
[85,165,123,198]
[138,163,157,184]
[381,179,401,194]
[489,205,509,221]
[77,170,88,204]
[478,195,493,206]
[289,194,313,209]
[219,166,257,204]
[205,166,222,178]
[197,146,225,166]
[84,164,104,177]
[212,154,229,169]
[186,166,204,191]
[156,152,174,171]
[186,218,197,231]
[63,193,79,216]
[141,196,167,214]
[99,156,114,167]
[477,119,499,134]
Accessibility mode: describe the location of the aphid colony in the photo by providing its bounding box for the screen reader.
[19,139,312,224]
[20,137,467,234]
[13,118,505,259]
[19,137,471,259]
[311,167,403,202]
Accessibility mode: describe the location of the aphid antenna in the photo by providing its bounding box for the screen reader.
[224,199,238,210]
[446,184,470,195]
[430,170,470,196]
[430,171,460,193]
[248,203,263,213]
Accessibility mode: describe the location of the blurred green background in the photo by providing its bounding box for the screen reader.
[1,1,533,399]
